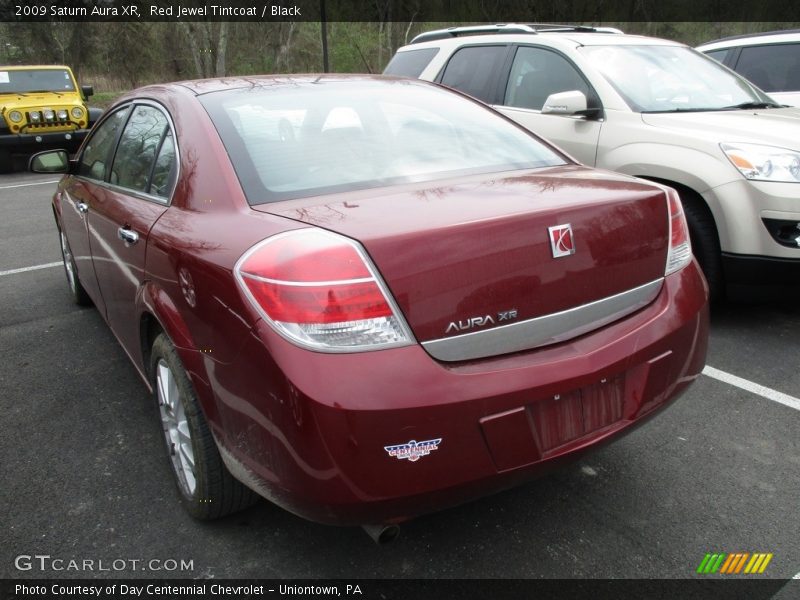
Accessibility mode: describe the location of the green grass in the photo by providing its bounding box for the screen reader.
[89,91,125,110]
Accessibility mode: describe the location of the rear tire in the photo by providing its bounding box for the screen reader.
[0,149,12,174]
[59,229,92,306]
[150,334,259,520]
[681,195,724,302]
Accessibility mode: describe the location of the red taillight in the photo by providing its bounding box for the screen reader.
[235,229,412,351]
[665,188,692,275]
[239,232,371,282]
[239,280,393,324]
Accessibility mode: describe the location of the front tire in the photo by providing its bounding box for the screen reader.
[681,196,724,302]
[0,149,12,174]
[150,334,258,520]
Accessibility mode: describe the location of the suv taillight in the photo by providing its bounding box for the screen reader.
[235,229,413,351]
[665,188,692,275]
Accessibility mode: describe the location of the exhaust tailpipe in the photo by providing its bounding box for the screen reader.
[362,523,400,544]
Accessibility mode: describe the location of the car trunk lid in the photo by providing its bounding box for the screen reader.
[254,165,669,360]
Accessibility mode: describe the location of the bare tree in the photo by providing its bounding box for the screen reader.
[179,21,229,78]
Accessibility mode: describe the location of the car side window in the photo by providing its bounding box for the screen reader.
[704,49,730,64]
[78,107,130,181]
[504,46,590,111]
[149,129,177,198]
[110,105,170,195]
[384,48,439,77]
[736,44,800,92]
[439,45,508,102]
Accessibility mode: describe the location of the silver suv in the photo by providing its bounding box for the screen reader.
[385,24,800,300]
[697,30,800,107]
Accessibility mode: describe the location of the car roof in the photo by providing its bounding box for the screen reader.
[697,30,800,50]
[123,74,430,99]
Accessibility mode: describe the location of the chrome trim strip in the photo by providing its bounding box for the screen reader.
[422,278,664,362]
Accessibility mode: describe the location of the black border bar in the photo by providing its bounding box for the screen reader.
[2,578,797,600]
[1,0,799,23]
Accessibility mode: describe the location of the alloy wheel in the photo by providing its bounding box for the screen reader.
[156,359,197,496]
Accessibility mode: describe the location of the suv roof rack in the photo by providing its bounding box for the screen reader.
[410,23,624,45]
[701,28,800,46]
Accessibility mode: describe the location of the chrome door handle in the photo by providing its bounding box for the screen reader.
[117,227,139,245]
[76,202,88,213]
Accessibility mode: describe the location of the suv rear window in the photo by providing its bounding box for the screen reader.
[384,48,439,78]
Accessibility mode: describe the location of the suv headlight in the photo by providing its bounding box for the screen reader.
[8,110,23,123]
[721,142,800,183]
[71,107,84,119]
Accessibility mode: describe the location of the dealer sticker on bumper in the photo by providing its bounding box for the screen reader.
[384,438,442,462]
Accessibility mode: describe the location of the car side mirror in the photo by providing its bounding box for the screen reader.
[541,90,588,117]
[81,84,94,99]
[29,150,71,174]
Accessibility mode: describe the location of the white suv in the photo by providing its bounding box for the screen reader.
[697,30,800,107]
[385,24,800,300]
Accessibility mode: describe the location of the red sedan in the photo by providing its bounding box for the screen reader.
[32,75,708,542]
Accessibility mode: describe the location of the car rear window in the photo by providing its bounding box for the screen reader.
[383,48,439,77]
[200,79,568,204]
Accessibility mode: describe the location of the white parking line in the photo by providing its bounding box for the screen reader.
[703,366,800,412]
[0,262,61,277]
[0,179,60,190]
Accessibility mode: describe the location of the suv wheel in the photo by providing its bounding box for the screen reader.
[681,196,724,302]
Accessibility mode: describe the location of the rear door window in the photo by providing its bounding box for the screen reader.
[110,105,171,196]
[704,48,731,64]
[439,45,509,103]
[735,43,800,92]
[149,130,177,199]
[384,48,439,77]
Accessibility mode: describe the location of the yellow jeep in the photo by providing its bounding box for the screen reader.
[0,65,100,172]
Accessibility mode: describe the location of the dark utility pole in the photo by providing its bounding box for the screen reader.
[320,0,329,73]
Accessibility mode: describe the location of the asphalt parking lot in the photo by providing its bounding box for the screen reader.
[1,171,798,587]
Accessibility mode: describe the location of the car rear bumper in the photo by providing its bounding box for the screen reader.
[211,261,709,526]
[0,129,88,153]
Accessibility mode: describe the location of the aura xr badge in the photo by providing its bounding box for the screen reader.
[384,438,442,462]
[445,309,518,334]
[548,224,575,258]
